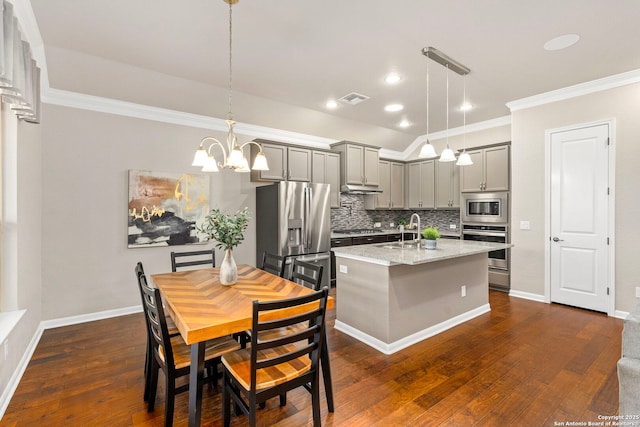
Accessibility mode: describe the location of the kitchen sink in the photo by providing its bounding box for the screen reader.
[381,242,419,249]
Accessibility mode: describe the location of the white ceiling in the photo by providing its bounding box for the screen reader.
[29,0,640,150]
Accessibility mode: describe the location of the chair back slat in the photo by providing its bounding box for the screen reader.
[248,287,329,393]
[260,251,286,277]
[138,272,174,368]
[289,259,323,290]
[170,249,215,272]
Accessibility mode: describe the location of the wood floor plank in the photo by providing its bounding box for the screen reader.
[1,290,624,426]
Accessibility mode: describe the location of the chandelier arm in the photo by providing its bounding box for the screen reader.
[239,140,264,153]
[201,136,228,161]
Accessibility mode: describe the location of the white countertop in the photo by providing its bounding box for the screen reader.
[331,239,512,266]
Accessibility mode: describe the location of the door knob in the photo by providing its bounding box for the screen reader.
[552,237,564,242]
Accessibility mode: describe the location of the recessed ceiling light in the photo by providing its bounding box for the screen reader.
[384,103,403,112]
[384,73,402,84]
[544,34,580,51]
[399,119,411,128]
[459,102,473,111]
[325,99,338,109]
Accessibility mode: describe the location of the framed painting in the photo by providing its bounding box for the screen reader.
[128,170,210,247]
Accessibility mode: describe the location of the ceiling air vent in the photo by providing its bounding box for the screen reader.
[338,92,370,105]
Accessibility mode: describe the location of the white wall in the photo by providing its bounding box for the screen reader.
[511,82,640,312]
[40,104,260,320]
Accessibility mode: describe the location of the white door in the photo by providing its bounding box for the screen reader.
[550,123,609,313]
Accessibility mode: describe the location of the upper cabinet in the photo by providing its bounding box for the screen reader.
[251,141,311,182]
[460,144,510,192]
[331,142,380,187]
[311,150,340,208]
[435,161,460,208]
[406,160,435,209]
[364,160,405,209]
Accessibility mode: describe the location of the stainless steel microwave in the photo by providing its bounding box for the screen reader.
[461,192,508,224]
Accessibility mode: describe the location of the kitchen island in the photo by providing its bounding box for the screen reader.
[332,239,512,354]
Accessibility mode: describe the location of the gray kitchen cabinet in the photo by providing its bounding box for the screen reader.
[460,145,510,192]
[311,150,340,208]
[365,160,404,209]
[251,142,311,182]
[435,161,460,208]
[331,142,380,187]
[407,160,435,209]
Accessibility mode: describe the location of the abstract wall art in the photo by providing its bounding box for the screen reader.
[128,170,210,247]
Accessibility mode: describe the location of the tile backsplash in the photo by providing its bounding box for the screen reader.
[330,193,460,232]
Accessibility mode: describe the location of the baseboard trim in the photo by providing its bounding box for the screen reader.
[40,305,142,330]
[508,289,546,303]
[334,303,491,355]
[0,323,44,419]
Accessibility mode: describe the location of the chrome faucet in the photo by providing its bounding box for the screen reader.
[409,213,421,246]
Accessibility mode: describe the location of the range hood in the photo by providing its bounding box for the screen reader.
[340,184,383,195]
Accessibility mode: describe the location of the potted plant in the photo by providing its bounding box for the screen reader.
[397,218,408,232]
[421,226,440,250]
[197,207,251,285]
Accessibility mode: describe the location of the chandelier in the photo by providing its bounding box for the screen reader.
[192,0,269,173]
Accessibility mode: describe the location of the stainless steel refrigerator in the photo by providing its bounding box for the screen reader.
[256,182,331,288]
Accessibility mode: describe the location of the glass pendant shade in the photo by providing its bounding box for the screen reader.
[439,146,456,162]
[456,151,473,166]
[226,147,245,168]
[418,142,437,158]
[192,147,209,167]
[252,152,269,170]
[235,157,251,173]
[202,155,220,172]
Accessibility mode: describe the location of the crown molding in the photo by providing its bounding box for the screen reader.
[507,69,640,112]
[402,115,512,161]
[43,88,338,148]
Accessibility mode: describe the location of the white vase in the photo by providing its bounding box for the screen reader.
[219,248,238,286]
[423,239,437,250]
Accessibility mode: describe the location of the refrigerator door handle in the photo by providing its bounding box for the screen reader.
[305,186,312,251]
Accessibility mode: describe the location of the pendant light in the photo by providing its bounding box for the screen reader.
[418,59,437,159]
[192,0,269,173]
[439,64,456,162]
[456,74,473,166]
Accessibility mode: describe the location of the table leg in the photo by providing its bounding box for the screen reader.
[188,342,206,427]
[321,334,334,412]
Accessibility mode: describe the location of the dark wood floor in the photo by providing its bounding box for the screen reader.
[1,290,623,426]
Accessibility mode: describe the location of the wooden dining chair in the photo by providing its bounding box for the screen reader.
[221,287,330,427]
[284,259,333,412]
[170,248,215,272]
[289,259,323,290]
[139,271,240,427]
[260,251,286,277]
[135,262,180,403]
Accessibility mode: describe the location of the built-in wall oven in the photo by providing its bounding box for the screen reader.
[462,225,508,270]
[462,224,510,292]
[461,191,510,292]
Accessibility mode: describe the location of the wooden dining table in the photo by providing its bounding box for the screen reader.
[151,264,335,427]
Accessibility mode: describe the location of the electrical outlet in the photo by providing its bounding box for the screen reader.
[449,224,457,229]
[339,265,348,274]
[636,287,640,298]
[520,220,531,230]
[461,285,466,297]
